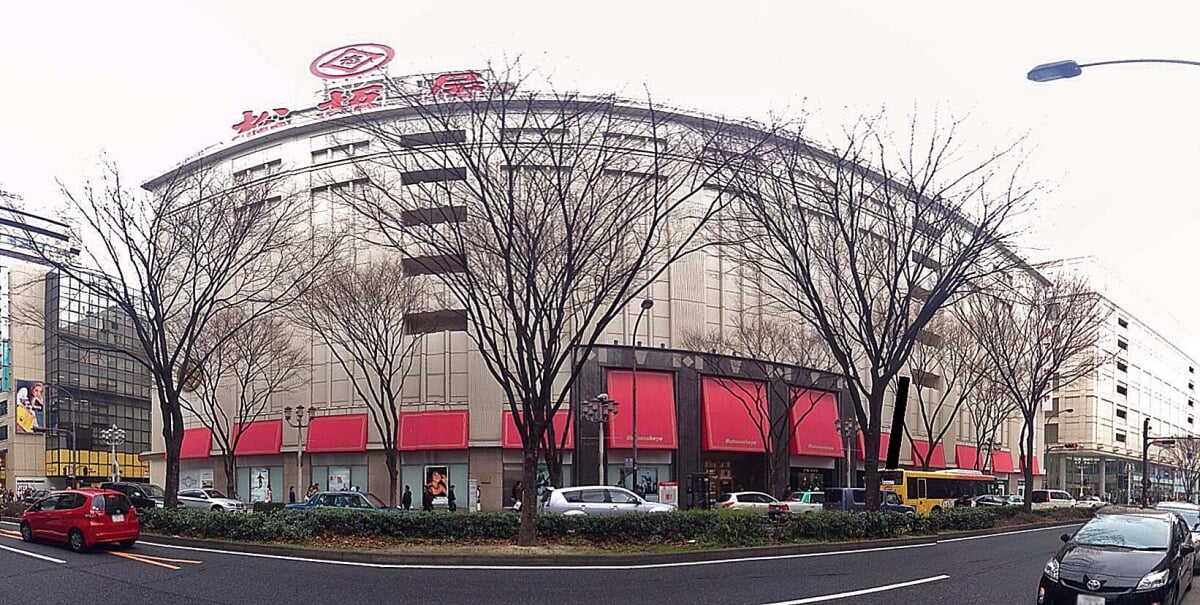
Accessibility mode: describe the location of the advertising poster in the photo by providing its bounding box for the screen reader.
[15,380,44,434]
[425,465,449,503]
[250,467,272,502]
[327,467,350,492]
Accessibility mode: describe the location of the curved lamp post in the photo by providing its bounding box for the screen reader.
[1028,58,1200,82]
[629,299,654,494]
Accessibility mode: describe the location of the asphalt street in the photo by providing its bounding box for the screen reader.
[3,521,1195,605]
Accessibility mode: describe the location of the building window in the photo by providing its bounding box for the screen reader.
[0,400,6,416]
[1190,417,1195,425]
[1191,383,1196,391]
[1116,384,1128,396]
[1117,317,1128,328]
[401,254,466,276]
[399,130,466,147]
[0,425,7,441]
[1115,432,1127,443]
[401,167,467,185]
[1116,408,1127,420]
[1190,399,1195,408]
[404,310,468,334]
[1191,366,1196,374]
[1117,339,1128,351]
[1116,361,1128,373]
[401,205,467,226]
[311,140,371,165]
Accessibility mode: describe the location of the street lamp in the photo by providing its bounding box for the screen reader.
[1028,58,1200,82]
[101,424,126,483]
[834,418,859,488]
[629,298,654,494]
[1044,407,1073,491]
[42,384,85,488]
[284,405,318,496]
[580,393,619,484]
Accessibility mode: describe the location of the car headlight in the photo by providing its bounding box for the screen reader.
[1136,569,1169,591]
[1043,559,1059,581]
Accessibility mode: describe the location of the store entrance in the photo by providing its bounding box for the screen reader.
[703,453,767,499]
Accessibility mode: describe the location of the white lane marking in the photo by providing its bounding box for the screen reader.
[938,523,1083,543]
[0,542,67,564]
[137,541,934,571]
[759,574,950,605]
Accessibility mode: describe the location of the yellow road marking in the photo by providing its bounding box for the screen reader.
[0,529,22,538]
[110,551,180,570]
[132,553,202,564]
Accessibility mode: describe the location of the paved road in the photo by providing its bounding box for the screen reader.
[2,521,1194,604]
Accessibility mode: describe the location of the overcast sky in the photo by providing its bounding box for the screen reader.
[3,0,1199,354]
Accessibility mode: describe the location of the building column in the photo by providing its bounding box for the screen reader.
[1059,455,1068,491]
[1097,456,1106,499]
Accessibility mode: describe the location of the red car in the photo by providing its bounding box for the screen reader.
[20,488,139,553]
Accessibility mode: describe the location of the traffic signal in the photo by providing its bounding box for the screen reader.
[1062,443,1079,450]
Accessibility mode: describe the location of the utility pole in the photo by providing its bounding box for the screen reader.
[1142,417,1151,508]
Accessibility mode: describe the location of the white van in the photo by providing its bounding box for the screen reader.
[1031,489,1076,510]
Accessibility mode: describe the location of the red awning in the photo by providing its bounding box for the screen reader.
[789,388,843,458]
[233,420,283,456]
[856,432,891,461]
[910,440,946,469]
[605,370,678,450]
[502,411,574,449]
[955,444,979,471]
[180,427,212,459]
[306,413,368,453]
[1020,455,1043,476]
[397,410,469,451]
[701,377,768,452]
[992,451,1015,473]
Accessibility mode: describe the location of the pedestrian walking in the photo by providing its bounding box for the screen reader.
[422,485,434,512]
[447,485,457,512]
[401,485,413,511]
[288,485,297,504]
[511,480,523,508]
[262,485,272,503]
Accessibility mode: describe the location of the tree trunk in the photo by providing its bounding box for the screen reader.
[385,449,400,507]
[544,445,564,488]
[518,446,540,546]
[162,396,184,508]
[1022,412,1035,513]
[224,455,238,499]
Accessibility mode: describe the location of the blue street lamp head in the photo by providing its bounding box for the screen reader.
[1028,60,1083,82]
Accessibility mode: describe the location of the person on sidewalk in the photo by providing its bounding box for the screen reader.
[447,485,457,512]
[288,485,297,504]
[401,485,413,511]
[422,484,434,512]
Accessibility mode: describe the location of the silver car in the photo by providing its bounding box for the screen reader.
[1156,501,1200,572]
[542,486,675,515]
[177,488,247,512]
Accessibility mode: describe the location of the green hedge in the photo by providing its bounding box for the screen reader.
[138,505,1093,548]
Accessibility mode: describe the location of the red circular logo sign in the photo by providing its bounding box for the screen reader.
[309,43,395,80]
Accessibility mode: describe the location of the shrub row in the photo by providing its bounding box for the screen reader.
[138,505,1093,548]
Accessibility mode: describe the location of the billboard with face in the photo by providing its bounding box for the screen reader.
[15,380,44,434]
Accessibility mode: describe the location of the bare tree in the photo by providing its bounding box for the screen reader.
[1166,440,1200,504]
[290,255,425,507]
[682,313,837,497]
[13,161,336,506]
[725,113,1034,509]
[182,309,306,498]
[963,379,1018,473]
[902,314,988,470]
[961,274,1111,511]
[335,73,765,544]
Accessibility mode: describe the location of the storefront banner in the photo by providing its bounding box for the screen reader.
[249,467,272,502]
[15,380,45,434]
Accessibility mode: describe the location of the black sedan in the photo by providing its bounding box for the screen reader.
[1038,508,1195,604]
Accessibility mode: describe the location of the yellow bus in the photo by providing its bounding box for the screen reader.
[880,468,997,515]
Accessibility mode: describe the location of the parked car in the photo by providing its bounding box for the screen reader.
[1076,495,1107,509]
[969,494,1010,507]
[1005,494,1024,506]
[284,491,390,511]
[99,481,168,512]
[177,488,246,512]
[20,489,50,504]
[1039,508,1194,605]
[715,491,779,514]
[20,489,139,553]
[1156,501,1200,573]
[542,486,675,515]
[1031,489,1077,510]
[822,488,915,514]
[768,491,825,518]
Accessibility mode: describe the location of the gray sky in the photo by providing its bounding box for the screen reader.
[4,0,1199,353]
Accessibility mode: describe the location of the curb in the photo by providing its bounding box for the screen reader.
[136,519,1085,567]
